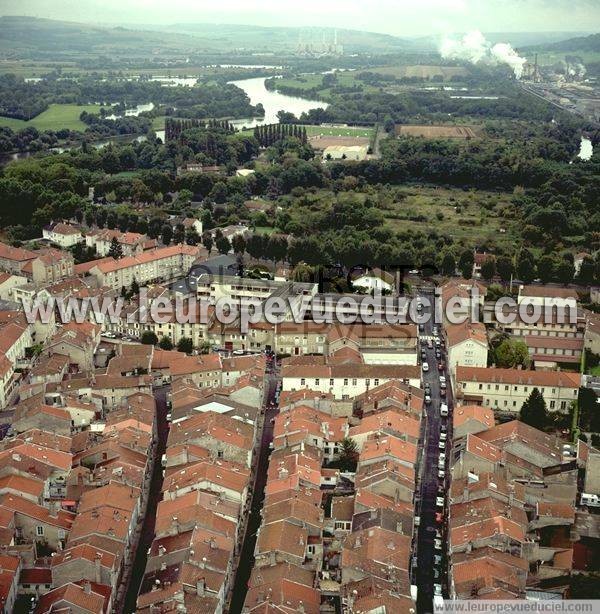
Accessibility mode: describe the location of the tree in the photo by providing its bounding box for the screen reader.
[161,224,173,246]
[231,234,246,255]
[537,255,556,284]
[517,249,536,284]
[496,256,514,283]
[108,236,122,260]
[458,249,474,279]
[141,331,158,346]
[159,336,173,350]
[216,235,231,255]
[338,437,359,472]
[202,232,214,254]
[520,388,549,430]
[493,338,530,369]
[172,223,185,245]
[177,337,194,354]
[556,259,575,285]
[480,257,496,281]
[130,278,140,297]
[440,252,456,276]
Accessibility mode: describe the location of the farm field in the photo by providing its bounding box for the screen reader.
[0,103,104,131]
[303,124,374,138]
[395,124,482,139]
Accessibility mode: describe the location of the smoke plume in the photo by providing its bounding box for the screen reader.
[440,30,527,79]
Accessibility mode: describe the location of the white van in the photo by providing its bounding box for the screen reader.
[581,493,600,507]
[440,403,449,417]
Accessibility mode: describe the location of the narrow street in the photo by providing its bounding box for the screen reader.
[119,386,170,613]
[228,365,280,614]
[415,290,454,614]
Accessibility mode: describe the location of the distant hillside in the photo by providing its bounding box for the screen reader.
[0,16,418,61]
[0,16,203,60]
[525,32,600,53]
[155,23,415,53]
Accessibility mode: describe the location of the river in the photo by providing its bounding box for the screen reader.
[228,76,328,129]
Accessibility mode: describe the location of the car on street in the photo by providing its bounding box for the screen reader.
[425,394,431,405]
[434,584,443,596]
[440,387,447,398]
[438,362,444,371]
[434,554,442,564]
[424,383,431,393]
[421,350,427,360]
[434,568,440,580]
[438,440,445,450]
[441,423,447,433]
[422,362,429,372]
[102,331,117,338]
[440,432,447,442]
[435,512,443,524]
[436,496,444,507]
[419,324,424,332]
[439,452,446,464]
[427,340,433,349]
[440,403,449,417]
[434,539,442,550]
[438,468,445,479]
[439,375,446,385]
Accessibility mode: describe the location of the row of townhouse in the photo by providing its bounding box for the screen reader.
[446,409,579,601]
[0,242,74,285]
[0,388,158,612]
[455,366,581,414]
[281,352,421,402]
[86,244,203,291]
[136,390,261,612]
[245,376,423,612]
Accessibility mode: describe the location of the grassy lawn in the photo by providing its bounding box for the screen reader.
[253,226,276,235]
[588,365,600,377]
[152,116,166,130]
[0,103,105,131]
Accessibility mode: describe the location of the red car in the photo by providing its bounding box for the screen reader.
[438,362,445,371]
[435,512,444,524]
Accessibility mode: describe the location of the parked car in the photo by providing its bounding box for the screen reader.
[436,496,445,507]
[434,584,443,596]
[440,403,449,417]
[422,362,429,372]
[435,512,443,524]
[438,468,445,479]
[434,539,442,550]
[439,452,446,464]
[425,395,432,405]
[438,440,446,450]
[434,554,443,564]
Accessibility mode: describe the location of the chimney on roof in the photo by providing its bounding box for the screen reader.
[269,551,276,566]
[95,555,102,583]
[83,580,91,594]
[196,579,206,597]
[463,487,469,502]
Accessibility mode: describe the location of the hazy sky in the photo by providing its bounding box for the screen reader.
[1,0,599,36]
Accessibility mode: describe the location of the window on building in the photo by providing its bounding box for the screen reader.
[352,379,357,386]
[301,378,306,386]
[329,379,334,386]
[315,379,320,386]
[343,379,349,386]
[36,526,44,536]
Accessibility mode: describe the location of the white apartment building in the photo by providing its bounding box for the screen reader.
[455,366,580,413]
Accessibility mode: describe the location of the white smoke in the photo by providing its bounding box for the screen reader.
[440,30,527,79]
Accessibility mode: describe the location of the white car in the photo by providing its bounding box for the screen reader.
[425,395,432,405]
[434,554,442,565]
[438,468,445,479]
[102,331,117,338]
[434,584,443,596]
[422,362,429,372]
[440,432,447,441]
[436,496,445,507]
[434,539,442,550]
[440,403,449,417]
[439,452,446,464]
[438,440,446,450]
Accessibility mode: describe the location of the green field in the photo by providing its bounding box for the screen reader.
[0,103,105,131]
[304,125,374,138]
[383,185,518,247]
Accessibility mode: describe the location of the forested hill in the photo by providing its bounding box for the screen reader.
[525,32,600,53]
[0,16,203,59]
